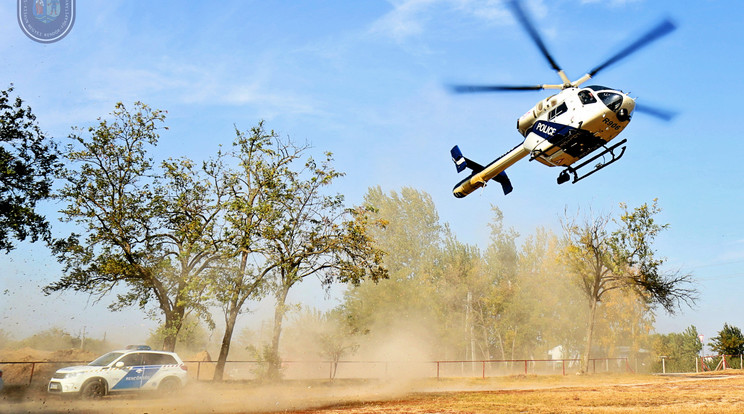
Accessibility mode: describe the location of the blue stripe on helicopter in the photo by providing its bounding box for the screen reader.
[530,120,575,142]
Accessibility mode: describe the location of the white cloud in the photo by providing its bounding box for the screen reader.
[368,0,511,42]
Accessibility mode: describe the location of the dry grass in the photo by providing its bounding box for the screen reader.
[287,373,744,414]
[4,372,744,413]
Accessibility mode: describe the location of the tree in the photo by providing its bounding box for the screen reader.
[261,153,387,379]
[341,188,444,357]
[0,86,60,252]
[210,122,302,381]
[561,200,697,373]
[710,323,744,356]
[593,288,655,368]
[435,231,486,361]
[148,314,211,354]
[651,326,702,372]
[47,102,225,351]
[284,307,362,380]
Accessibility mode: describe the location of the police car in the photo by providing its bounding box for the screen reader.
[48,346,188,398]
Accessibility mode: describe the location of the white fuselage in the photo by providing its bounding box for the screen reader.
[452,86,635,198]
[519,86,635,166]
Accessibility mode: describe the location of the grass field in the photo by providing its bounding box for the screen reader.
[3,372,744,413]
[297,373,744,413]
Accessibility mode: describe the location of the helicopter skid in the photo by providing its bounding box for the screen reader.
[557,139,627,184]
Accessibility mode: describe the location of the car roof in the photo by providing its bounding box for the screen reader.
[112,349,175,354]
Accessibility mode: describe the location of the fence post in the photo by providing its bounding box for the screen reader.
[482,361,485,379]
[562,360,566,376]
[436,361,440,380]
[29,362,36,385]
[196,361,201,381]
[524,360,528,375]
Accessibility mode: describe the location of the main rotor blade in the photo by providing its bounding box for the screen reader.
[450,85,544,93]
[508,0,562,73]
[634,103,677,121]
[589,19,676,78]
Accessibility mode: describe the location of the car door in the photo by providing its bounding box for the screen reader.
[109,352,146,391]
[138,353,170,390]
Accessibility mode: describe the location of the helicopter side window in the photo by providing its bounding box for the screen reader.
[548,102,567,120]
[597,92,623,111]
[578,90,597,105]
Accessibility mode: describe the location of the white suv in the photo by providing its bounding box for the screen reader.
[48,347,188,398]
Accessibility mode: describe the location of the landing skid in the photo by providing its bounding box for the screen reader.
[557,139,627,184]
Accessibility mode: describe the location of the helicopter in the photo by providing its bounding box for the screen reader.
[450,0,676,198]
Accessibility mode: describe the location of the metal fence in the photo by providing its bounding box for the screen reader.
[0,357,633,386]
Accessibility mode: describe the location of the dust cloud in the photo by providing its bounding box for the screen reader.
[3,379,423,413]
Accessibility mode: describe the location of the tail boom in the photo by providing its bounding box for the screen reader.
[452,144,530,198]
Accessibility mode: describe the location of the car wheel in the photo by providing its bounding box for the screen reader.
[157,377,180,396]
[80,379,106,399]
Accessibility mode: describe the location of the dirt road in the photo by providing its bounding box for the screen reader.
[2,373,742,413]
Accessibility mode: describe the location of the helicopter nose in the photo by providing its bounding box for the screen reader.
[617,96,635,122]
[623,95,636,113]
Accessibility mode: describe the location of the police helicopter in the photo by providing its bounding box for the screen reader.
[450,0,676,198]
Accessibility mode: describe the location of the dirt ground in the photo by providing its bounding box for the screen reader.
[3,372,744,413]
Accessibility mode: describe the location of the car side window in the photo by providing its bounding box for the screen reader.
[142,353,177,366]
[118,353,144,367]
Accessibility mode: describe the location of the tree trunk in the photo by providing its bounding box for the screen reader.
[268,285,291,380]
[581,298,599,373]
[213,303,240,381]
[161,311,182,352]
[497,331,506,361]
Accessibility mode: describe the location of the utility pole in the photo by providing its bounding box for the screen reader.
[80,326,87,351]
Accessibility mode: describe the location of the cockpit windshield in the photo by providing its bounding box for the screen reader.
[597,92,623,111]
[585,85,624,111]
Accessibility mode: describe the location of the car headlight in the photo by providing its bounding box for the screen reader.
[64,371,85,378]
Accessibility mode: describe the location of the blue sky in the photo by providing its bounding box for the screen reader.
[1,0,742,351]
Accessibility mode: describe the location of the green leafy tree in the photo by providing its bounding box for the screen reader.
[210,122,303,381]
[261,154,387,380]
[46,102,225,351]
[341,187,443,356]
[710,323,744,356]
[148,314,211,354]
[562,200,697,373]
[435,231,486,361]
[0,86,60,252]
[651,325,702,372]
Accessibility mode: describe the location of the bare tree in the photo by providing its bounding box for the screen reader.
[561,200,696,372]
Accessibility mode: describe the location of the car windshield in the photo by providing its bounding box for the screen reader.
[88,352,124,366]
